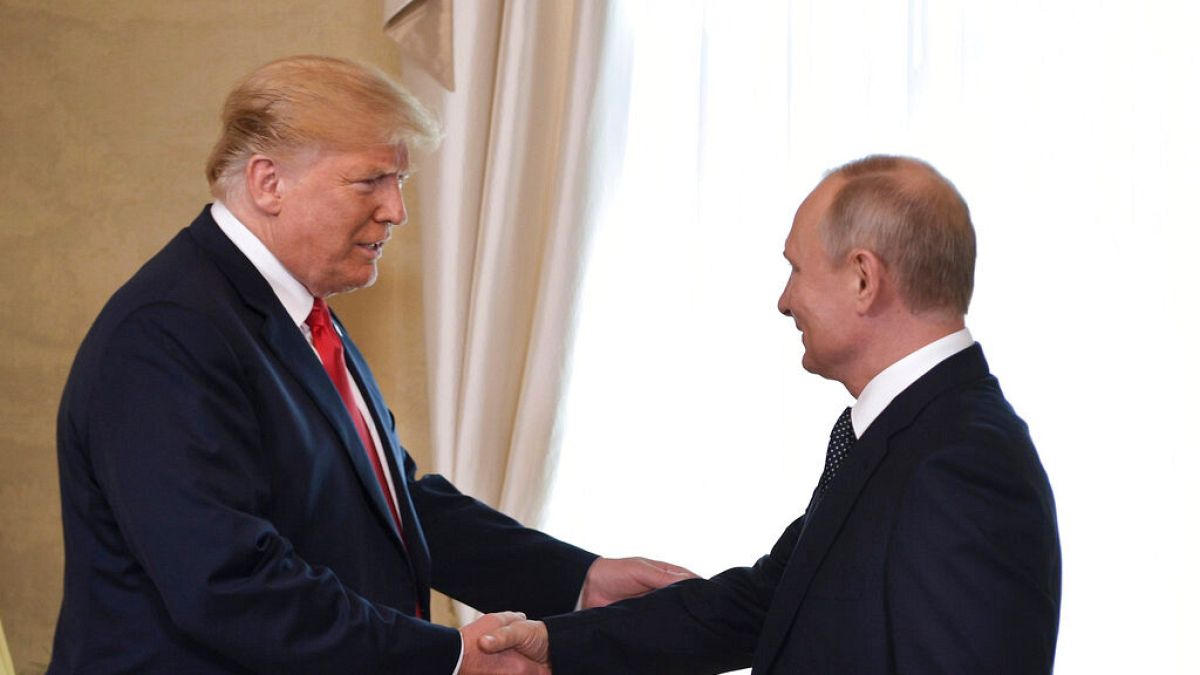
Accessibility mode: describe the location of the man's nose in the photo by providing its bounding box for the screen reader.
[777,288,791,316]
[378,179,407,226]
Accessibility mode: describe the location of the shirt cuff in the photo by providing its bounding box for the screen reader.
[452,633,464,675]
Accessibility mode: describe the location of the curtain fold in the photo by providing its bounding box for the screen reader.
[390,0,632,622]
[384,0,455,90]
[0,617,13,675]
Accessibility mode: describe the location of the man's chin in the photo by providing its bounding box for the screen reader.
[800,353,824,378]
[359,268,380,290]
[319,269,379,298]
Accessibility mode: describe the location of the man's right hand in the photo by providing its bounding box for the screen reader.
[460,612,549,675]
[477,618,550,666]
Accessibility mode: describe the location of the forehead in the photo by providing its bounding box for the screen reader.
[785,176,841,257]
[297,141,409,174]
[338,142,409,170]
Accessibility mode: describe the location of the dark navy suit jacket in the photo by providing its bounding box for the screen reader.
[50,207,596,673]
[545,344,1061,674]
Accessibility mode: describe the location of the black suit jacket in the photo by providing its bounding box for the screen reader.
[545,344,1060,674]
[50,207,596,673]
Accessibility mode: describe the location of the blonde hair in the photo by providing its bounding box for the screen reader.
[205,55,441,198]
[822,155,976,315]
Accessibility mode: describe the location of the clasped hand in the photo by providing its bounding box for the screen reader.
[477,616,550,667]
[459,612,549,675]
[461,556,697,674]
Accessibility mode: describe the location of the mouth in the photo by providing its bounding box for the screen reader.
[358,238,388,258]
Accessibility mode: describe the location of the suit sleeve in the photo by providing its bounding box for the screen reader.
[538,515,808,675]
[87,304,460,674]
[885,437,1061,674]
[407,470,598,618]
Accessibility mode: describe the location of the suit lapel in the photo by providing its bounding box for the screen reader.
[751,418,891,673]
[187,208,414,559]
[260,316,411,544]
[339,319,433,595]
[751,345,991,674]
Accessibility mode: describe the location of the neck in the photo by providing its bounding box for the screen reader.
[841,313,965,397]
[220,194,270,243]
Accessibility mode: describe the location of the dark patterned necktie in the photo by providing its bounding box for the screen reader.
[818,407,857,495]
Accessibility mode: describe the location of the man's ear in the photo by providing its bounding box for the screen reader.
[244,154,285,216]
[850,249,886,314]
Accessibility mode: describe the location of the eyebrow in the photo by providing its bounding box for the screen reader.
[352,167,404,181]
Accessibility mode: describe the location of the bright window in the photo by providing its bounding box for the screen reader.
[543,2,1200,673]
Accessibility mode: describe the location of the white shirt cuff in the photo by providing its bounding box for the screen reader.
[451,634,464,675]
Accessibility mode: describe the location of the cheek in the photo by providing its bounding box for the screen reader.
[322,210,369,253]
[792,286,818,317]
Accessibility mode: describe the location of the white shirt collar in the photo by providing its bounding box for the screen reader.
[211,201,314,328]
[850,327,975,438]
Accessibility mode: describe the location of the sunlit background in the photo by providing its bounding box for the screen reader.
[542,1,1200,673]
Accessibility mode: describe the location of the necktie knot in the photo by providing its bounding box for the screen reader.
[306,297,333,332]
[818,406,857,495]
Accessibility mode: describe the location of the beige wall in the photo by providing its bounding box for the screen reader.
[0,1,442,671]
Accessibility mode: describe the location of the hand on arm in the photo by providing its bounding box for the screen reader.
[460,612,550,675]
[580,557,698,608]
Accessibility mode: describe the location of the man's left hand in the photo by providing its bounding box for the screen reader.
[580,556,698,608]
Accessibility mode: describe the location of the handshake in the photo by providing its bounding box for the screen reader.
[460,611,551,674]
[457,556,696,674]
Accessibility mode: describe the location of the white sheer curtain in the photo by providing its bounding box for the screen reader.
[390,0,633,622]
[544,1,1200,673]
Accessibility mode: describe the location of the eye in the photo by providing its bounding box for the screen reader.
[353,174,390,191]
[351,171,408,194]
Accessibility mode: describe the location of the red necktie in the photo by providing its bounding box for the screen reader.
[305,298,404,534]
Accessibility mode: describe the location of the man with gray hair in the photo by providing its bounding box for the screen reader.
[49,55,690,674]
[480,156,1062,674]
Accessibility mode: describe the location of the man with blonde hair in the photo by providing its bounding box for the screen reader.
[50,55,690,674]
[480,156,1062,673]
